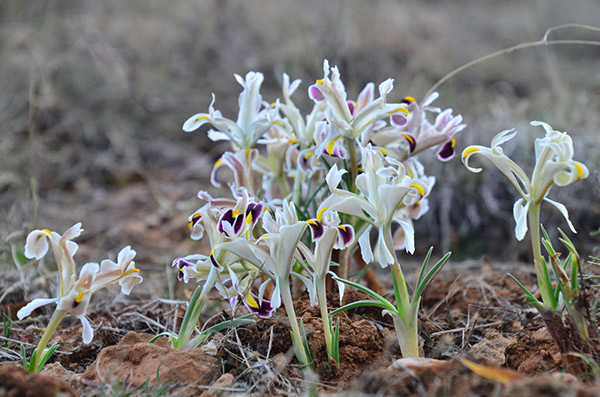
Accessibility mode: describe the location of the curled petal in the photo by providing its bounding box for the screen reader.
[491,128,518,148]
[335,224,354,249]
[329,270,346,305]
[24,230,52,260]
[437,138,456,161]
[394,219,415,254]
[358,225,374,264]
[462,146,485,173]
[513,198,530,241]
[530,120,554,134]
[308,84,325,102]
[16,297,58,320]
[554,162,589,186]
[117,246,136,269]
[375,231,395,267]
[307,219,325,241]
[80,316,94,344]
[118,272,143,295]
[188,210,205,241]
[182,112,212,132]
[544,197,577,234]
[172,257,195,282]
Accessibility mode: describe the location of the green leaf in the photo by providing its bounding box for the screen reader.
[414,247,434,291]
[36,343,60,372]
[507,273,545,312]
[332,317,340,364]
[330,299,395,316]
[331,277,397,313]
[21,344,28,369]
[413,251,451,305]
[148,332,176,344]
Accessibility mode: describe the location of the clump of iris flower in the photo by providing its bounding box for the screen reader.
[462,121,588,309]
[18,223,142,372]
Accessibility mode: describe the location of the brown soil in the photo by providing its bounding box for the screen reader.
[0,362,77,397]
[3,263,600,395]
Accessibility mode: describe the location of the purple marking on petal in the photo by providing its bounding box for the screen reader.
[402,134,417,153]
[307,220,324,241]
[210,254,223,270]
[217,209,234,234]
[244,294,275,318]
[308,85,325,102]
[336,225,354,248]
[391,114,408,127]
[347,101,355,116]
[173,258,194,281]
[437,140,455,161]
[188,212,202,229]
[245,202,264,228]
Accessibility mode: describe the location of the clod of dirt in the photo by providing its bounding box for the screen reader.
[41,362,81,390]
[468,330,516,365]
[0,362,77,397]
[505,327,562,374]
[199,373,236,397]
[82,331,220,393]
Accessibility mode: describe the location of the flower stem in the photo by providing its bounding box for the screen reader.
[177,268,218,348]
[348,138,358,194]
[528,203,553,308]
[280,278,310,365]
[316,276,334,362]
[31,309,66,371]
[390,260,419,357]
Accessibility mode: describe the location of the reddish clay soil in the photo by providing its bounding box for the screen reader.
[2,262,600,395]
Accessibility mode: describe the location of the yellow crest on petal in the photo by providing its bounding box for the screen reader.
[462,147,479,159]
[246,293,260,309]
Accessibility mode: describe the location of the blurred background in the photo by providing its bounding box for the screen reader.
[1,0,600,277]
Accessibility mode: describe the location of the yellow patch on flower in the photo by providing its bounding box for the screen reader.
[246,293,260,309]
[462,147,479,159]
[317,207,329,221]
[386,107,409,116]
[574,163,584,179]
[75,291,84,304]
[326,136,340,156]
[410,184,425,197]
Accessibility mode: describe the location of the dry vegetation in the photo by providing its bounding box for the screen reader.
[1,0,600,395]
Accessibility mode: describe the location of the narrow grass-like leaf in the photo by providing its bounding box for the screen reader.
[330,299,394,317]
[507,273,545,312]
[148,332,176,344]
[177,285,202,340]
[332,277,396,312]
[332,317,340,364]
[413,251,451,304]
[21,344,28,369]
[567,353,600,379]
[391,268,404,318]
[414,247,434,292]
[36,343,60,372]
[540,257,558,310]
